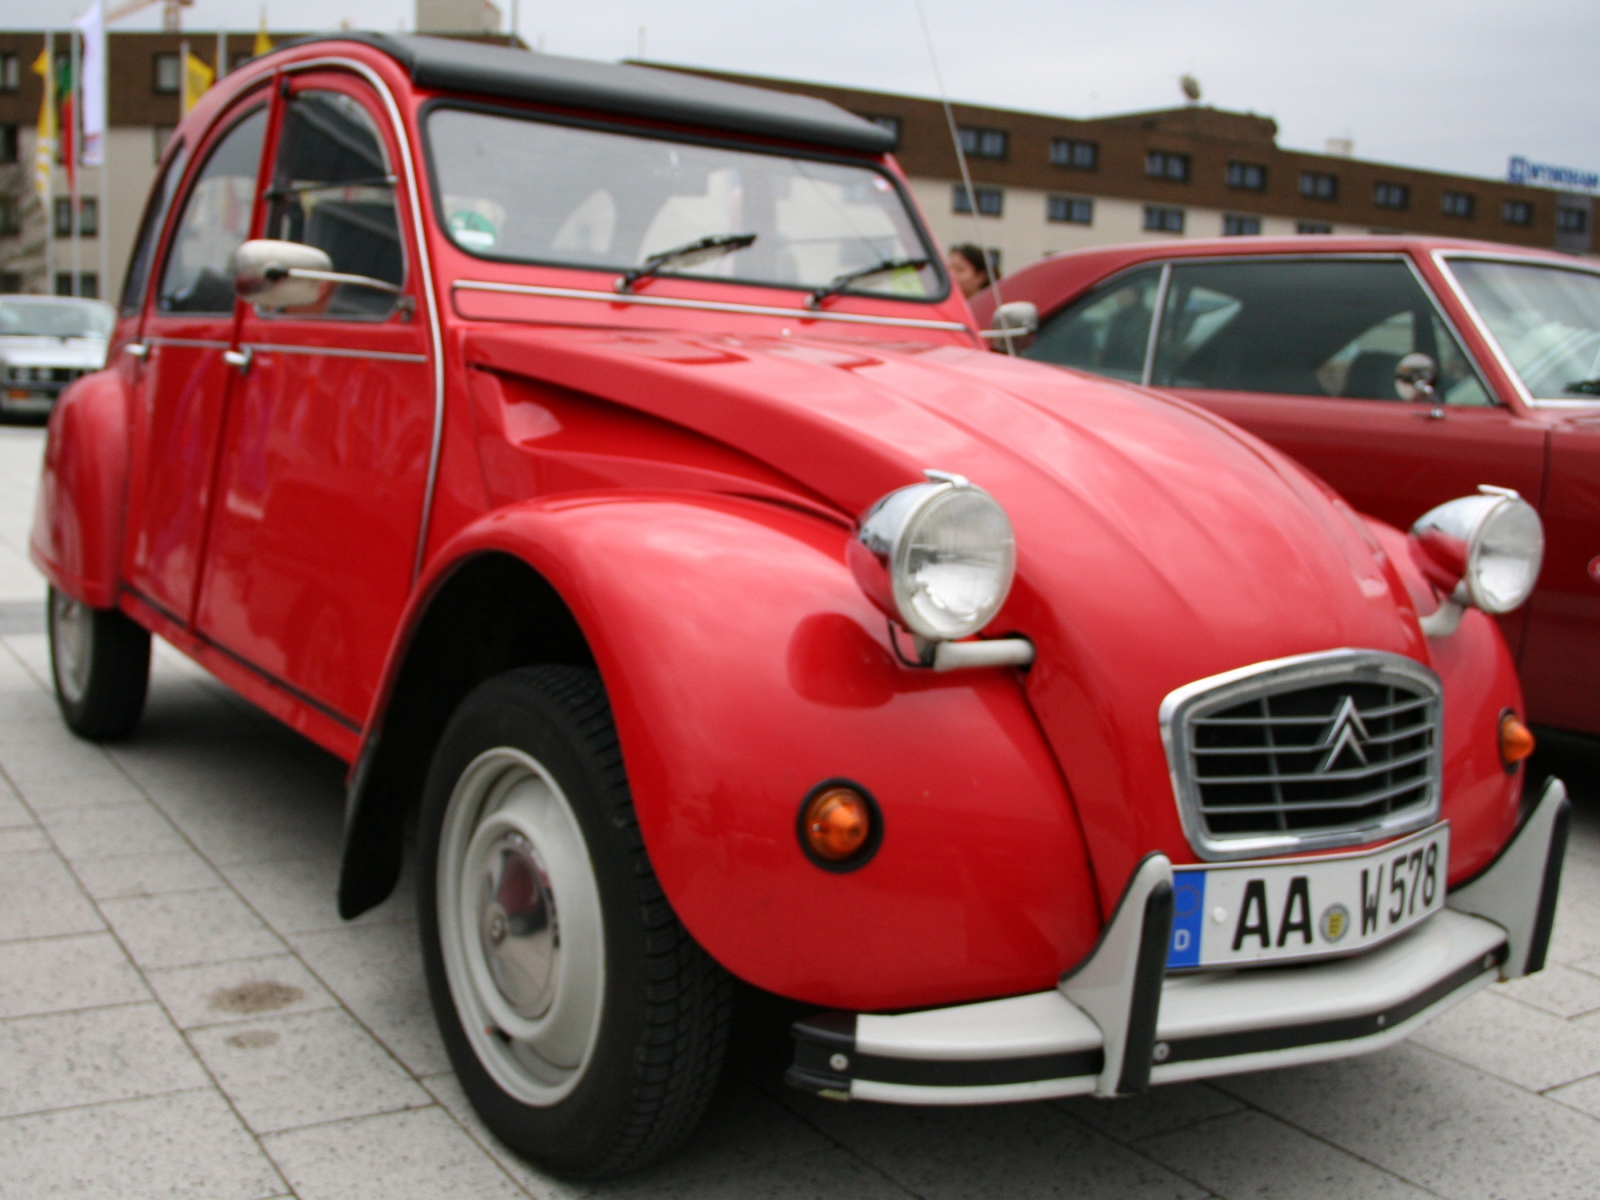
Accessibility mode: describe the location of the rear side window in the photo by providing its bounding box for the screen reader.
[263,89,403,317]
[157,107,267,314]
[1023,266,1163,383]
[1151,259,1491,406]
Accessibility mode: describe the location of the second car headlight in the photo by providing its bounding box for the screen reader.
[849,471,1017,641]
[1410,487,1544,615]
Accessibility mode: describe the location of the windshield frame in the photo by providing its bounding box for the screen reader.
[418,98,951,306]
[0,297,116,340]
[1434,249,1600,410]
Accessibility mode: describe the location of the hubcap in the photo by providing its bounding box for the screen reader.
[438,747,605,1107]
[50,591,92,705]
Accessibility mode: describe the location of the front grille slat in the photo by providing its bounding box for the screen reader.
[1163,652,1443,860]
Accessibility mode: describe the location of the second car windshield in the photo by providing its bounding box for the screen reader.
[1447,259,1600,400]
[426,108,940,299]
[0,299,114,339]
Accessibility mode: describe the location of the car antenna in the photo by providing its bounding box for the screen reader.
[911,0,1014,355]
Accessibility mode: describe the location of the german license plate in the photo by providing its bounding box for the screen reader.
[1166,823,1449,969]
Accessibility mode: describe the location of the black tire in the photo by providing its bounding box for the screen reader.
[48,587,151,741]
[417,665,732,1178]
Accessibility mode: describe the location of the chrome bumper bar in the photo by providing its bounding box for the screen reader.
[788,777,1569,1105]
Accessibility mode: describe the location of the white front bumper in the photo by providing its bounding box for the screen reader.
[788,777,1568,1105]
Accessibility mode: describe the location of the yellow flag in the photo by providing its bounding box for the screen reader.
[254,8,273,57]
[181,52,214,115]
[31,48,54,203]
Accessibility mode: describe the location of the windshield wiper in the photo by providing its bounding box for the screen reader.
[615,233,757,293]
[1563,378,1600,396]
[807,257,930,310]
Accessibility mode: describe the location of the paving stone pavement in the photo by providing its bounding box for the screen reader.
[4,421,1600,1199]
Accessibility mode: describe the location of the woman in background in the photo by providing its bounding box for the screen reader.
[948,243,997,299]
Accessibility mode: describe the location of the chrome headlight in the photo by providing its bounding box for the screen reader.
[848,471,1017,641]
[1410,487,1544,615]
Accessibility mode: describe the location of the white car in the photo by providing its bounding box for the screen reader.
[0,295,115,419]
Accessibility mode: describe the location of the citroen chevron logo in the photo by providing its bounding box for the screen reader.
[1316,696,1371,774]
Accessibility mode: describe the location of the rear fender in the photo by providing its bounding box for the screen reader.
[28,370,131,609]
[347,492,1102,1011]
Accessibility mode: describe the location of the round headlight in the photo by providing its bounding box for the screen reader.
[849,472,1017,641]
[1467,494,1543,613]
[1410,488,1544,616]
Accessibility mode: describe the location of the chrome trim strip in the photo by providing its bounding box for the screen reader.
[451,279,974,333]
[241,342,429,363]
[282,56,447,583]
[1432,249,1600,411]
[1158,649,1444,862]
[1140,262,1171,387]
[147,337,232,349]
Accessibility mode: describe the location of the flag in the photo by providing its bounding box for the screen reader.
[254,7,273,57]
[57,55,75,195]
[31,48,53,205]
[74,1,105,167]
[181,51,214,115]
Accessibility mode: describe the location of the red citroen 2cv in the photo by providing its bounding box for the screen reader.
[31,34,1568,1178]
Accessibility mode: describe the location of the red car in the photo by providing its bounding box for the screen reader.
[974,237,1600,736]
[31,36,1567,1178]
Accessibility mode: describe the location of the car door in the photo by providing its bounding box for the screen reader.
[193,75,434,727]
[123,102,269,623]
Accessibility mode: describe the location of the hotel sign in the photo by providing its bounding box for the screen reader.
[1508,157,1599,194]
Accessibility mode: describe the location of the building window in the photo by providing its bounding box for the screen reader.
[859,114,901,146]
[78,198,98,237]
[53,197,72,237]
[1047,195,1093,224]
[1373,182,1409,210]
[1299,171,1338,201]
[1146,151,1190,182]
[229,51,255,72]
[1049,138,1097,170]
[958,126,1008,160]
[1556,207,1589,235]
[1143,205,1185,234]
[1441,192,1475,219]
[153,126,176,163]
[153,53,181,94]
[0,53,18,92]
[1502,199,1533,226]
[953,185,1003,216]
[55,272,99,298]
[1297,221,1333,235]
[0,124,18,165]
[1226,162,1266,191]
[1222,214,1261,236]
[0,197,20,237]
[0,273,22,294]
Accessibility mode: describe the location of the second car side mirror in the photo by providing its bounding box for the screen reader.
[232,239,408,312]
[980,301,1039,348]
[1394,352,1439,403]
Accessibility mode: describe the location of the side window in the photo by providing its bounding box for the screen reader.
[158,108,267,314]
[263,89,403,317]
[1151,260,1492,406]
[120,140,188,315]
[1023,266,1162,383]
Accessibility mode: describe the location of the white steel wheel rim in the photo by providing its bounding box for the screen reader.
[50,592,92,705]
[438,746,606,1107]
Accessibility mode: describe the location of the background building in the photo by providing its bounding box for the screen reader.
[658,66,1596,276]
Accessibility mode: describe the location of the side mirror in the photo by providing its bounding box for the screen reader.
[979,301,1039,346]
[1394,352,1438,403]
[233,239,335,310]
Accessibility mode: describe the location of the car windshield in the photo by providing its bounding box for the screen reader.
[426,108,941,300]
[1447,259,1600,401]
[0,299,114,339]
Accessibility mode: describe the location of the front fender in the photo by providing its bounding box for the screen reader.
[29,369,131,609]
[369,492,1103,1012]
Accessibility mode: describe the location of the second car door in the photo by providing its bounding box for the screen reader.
[195,74,434,728]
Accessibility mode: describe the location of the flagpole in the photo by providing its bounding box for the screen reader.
[44,30,54,295]
[97,21,109,301]
[178,38,187,124]
[71,26,81,297]
[216,25,225,79]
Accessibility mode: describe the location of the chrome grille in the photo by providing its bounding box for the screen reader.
[1161,651,1442,861]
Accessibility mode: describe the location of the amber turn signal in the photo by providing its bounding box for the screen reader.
[1499,711,1536,770]
[798,784,878,868]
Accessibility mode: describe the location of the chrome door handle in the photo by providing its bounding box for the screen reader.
[222,347,253,374]
[123,342,149,359]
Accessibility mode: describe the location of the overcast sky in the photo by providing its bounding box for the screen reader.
[27,0,1598,183]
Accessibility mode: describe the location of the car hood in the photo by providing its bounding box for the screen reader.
[464,326,1427,893]
[0,336,109,369]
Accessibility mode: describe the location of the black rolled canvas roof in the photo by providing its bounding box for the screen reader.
[289,34,895,154]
